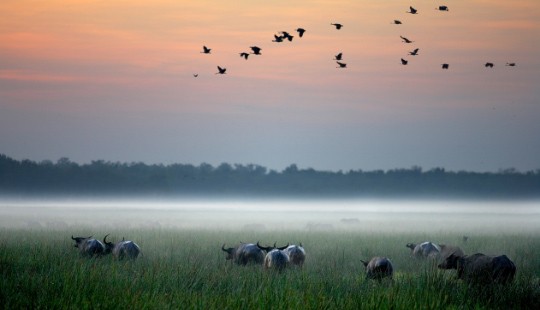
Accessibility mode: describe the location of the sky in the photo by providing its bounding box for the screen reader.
[1,0,539,172]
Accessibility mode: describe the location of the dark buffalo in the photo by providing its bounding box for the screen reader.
[406,241,441,259]
[71,235,105,257]
[222,242,265,265]
[285,244,306,267]
[361,257,394,280]
[103,235,141,260]
[257,242,290,271]
[438,253,516,284]
[438,244,465,262]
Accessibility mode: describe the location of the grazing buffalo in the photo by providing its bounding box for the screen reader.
[406,241,441,259]
[438,253,516,284]
[285,244,306,267]
[71,235,105,257]
[221,242,265,265]
[360,257,394,280]
[257,242,290,271]
[438,244,465,263]
[103,235,141,260]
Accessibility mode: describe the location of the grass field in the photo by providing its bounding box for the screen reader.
[1,227,539,309]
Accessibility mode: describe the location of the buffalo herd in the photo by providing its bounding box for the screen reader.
[71,234,516,284]
[71,235,140,260]
[221,242,306,270]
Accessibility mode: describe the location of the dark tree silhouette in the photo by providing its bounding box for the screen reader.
[0,154,539,199]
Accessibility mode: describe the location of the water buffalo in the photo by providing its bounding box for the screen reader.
[221,242,265,265]
[285,244,306,267]
[103,235,141,260]
[438,244,465,262]
[438,253,516,284]
[360,257,394,280]
[257,242,290,271]
[406,241,441,259]
[71,235,105,257]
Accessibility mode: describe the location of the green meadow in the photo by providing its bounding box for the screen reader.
[1,228,539,309]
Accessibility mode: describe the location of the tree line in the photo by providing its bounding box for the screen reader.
[1,154,539,199]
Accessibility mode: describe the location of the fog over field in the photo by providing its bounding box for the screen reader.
[1,199,538,234]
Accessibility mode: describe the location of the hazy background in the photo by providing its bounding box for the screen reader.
[2,200,539,234]
[1,0,539,172]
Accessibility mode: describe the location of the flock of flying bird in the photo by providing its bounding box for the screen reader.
[397,6,516,69]
[194,5,517,77]
[196,26,307,76]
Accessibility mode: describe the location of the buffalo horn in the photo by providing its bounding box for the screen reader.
[103,234,112,245]
[277,243,289,251]
[257,241,274,252]
[221,244,233,253]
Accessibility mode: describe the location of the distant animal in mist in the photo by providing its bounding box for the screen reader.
[71,235,105,257]
[406,241,441,259]
[257,242,290,271]
[361,257,394,280]
[285,244,306,267]
[438,253,516,284]
[438,244,465,263]
[222,242,265,265]
[103,234,141,260]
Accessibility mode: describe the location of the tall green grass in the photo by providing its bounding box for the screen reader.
[1,229,539,309]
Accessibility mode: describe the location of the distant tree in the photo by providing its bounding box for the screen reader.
[0,154,539,198]
[284,164,299,174]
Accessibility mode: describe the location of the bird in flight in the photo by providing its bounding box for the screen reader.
[485,62,494,68]
[392,20,402,25]
[336,61,347,68]
[441,63,449,69]
[193,74,198,77]
[408,48,419,56]
[280,31,294,41]
[506,62,516,66]
[400,36,414,43]
[250,46,262,55]
[331,23,343,30]
[296,28,306,37]
[436,6,449,11]
[201,46,211,54]
[216,66,227,74]
[334,52,343,61]
[401,58,408,65]
[239,52,249,60]
[272,34,284,42]
[407,6,418,14]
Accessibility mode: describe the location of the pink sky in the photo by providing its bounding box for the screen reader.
[1,0,539,171]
